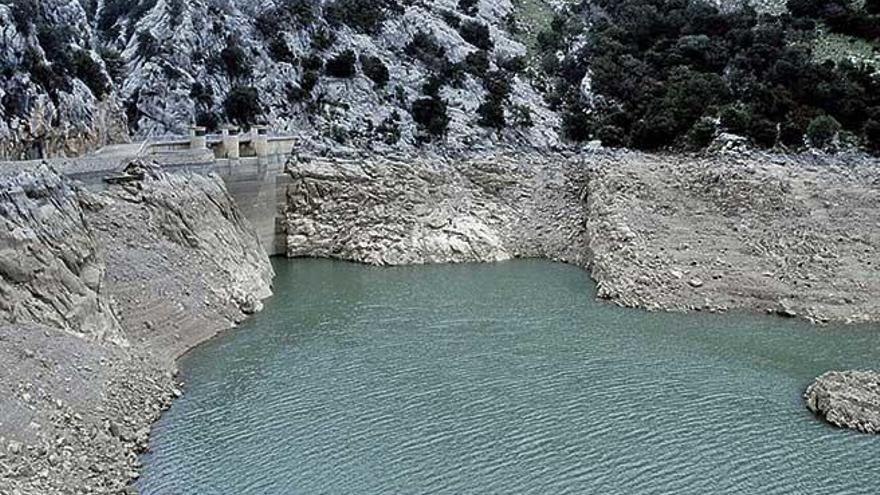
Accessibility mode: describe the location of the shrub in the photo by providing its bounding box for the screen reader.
[477,100,505,129]
[465,50,490,77]
[325,50,357,78]
[99,48,126,84]
[511,104,533,128]
[412,96,449,137]
[562,105,591,142]
[719,105,751,134]
[10,0,38,34]
[459,20,493,50]
[224,86,261,127]
[806,115,841,148]
[73,50,112,99]
[406,32,450,74]
[748,118,778,148]
[221,41,252,79]
[195,111,220,132]
[864,118,880,151]
[498,55,527,74]
[135,31,160,59]
[268,37,296,64]
[311,27,336,51]
[301,54,324,71]
[458,0,478,16]
[440,10,460,29]
[361,55,390,87]
[325,0,399,34]
[377,111,402,145]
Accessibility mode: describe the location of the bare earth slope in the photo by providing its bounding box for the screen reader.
[0,163,273,494]
[587,152,880,324]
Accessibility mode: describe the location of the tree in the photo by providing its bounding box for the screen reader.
[806,115,841,148]
[224,86,261,127]
[412,96,449,137]
[325,50,357,78]
[361,55,390,87]
[459,20,493,50]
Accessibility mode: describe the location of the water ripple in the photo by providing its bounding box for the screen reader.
[138,260,880,495]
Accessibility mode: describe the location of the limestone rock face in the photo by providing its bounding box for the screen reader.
[285,152,590,266]
[1,0,565,157]
[805,371,880,434]
[0,165,123,344]
[85,165,276,361]
[0,2,128,159]
[0,162,275,494]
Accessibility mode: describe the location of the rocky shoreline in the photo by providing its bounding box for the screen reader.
[0,162,274,494]
[2,149,880,493]
[286,150,880,324]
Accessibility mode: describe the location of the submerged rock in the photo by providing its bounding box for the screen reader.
[805,371,880,434]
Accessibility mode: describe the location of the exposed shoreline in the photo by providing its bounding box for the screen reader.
[2,149,880,493]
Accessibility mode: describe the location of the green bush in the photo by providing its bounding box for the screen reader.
[806,115,841,148]
[412,96,449,138]
[459,20,493,50]
[224,86,261,127]
[361,55,390,87]
[325,50,357,78]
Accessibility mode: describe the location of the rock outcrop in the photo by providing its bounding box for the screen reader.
[284,150,880,323]
[805,371,880,434]
[0,162,273,494]
[0,164,123,344]
[285,152,590,266]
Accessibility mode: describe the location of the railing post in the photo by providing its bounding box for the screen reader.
[189,126,207,150]
[252,125,269,158]
[221,125,241,160]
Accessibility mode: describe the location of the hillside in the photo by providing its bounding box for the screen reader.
[0,0,878,158]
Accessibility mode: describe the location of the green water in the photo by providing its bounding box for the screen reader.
[138,259,880,494]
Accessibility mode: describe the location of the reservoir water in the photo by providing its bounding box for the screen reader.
[138,259,880,494]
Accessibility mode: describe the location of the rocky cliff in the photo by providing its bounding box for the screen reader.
[284,150,880,324]
[0,162,273,493]
[286,151,590,265]
[1,0,564,158]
